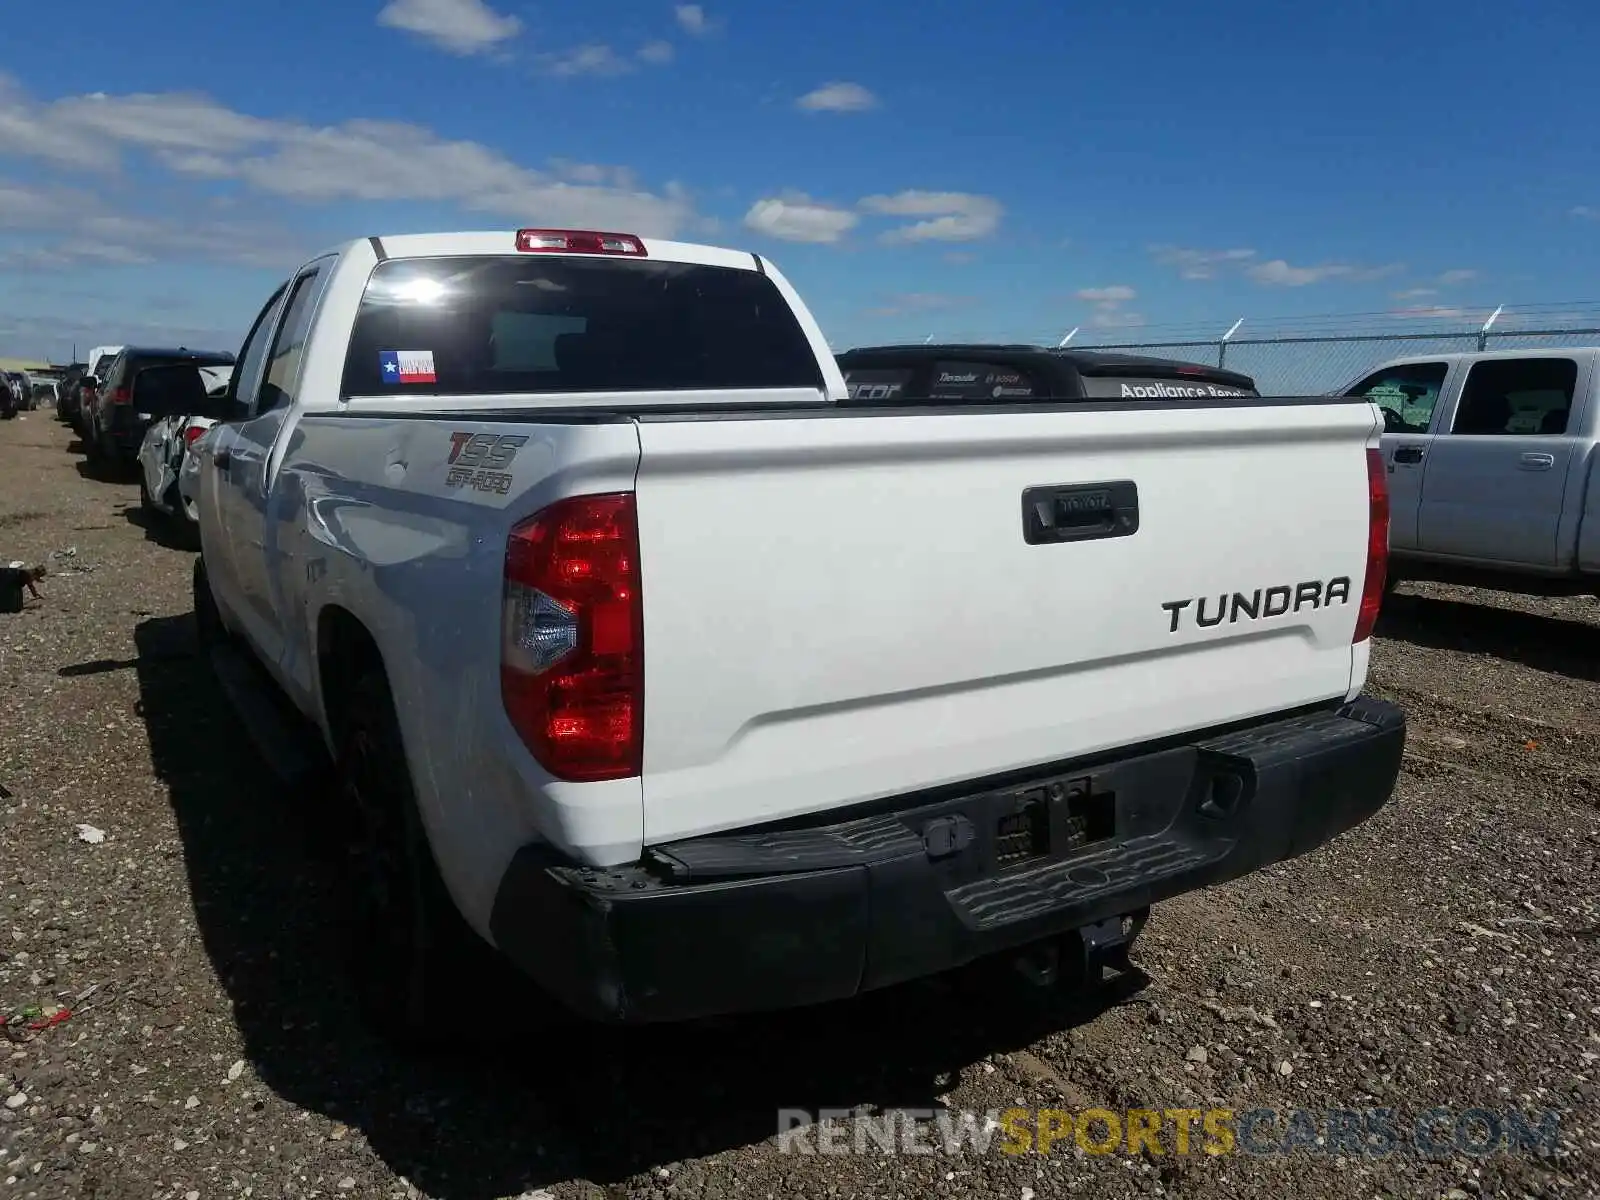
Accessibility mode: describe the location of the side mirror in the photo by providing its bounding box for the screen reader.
[79,375,99,390]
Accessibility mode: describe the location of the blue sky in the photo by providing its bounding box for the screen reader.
[2,0,1599,362]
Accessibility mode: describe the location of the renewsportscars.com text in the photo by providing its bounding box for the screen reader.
[775,1106,1562,1159]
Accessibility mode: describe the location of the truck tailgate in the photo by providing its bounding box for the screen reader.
[634,400,1380,845]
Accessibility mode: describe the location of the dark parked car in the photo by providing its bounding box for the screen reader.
[68,352,120,437]
[55,363,88,423]
[82,346,236,469]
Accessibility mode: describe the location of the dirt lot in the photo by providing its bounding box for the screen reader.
[1,413,1596,1200]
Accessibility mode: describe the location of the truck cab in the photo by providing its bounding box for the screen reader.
[1342,347,1600,592]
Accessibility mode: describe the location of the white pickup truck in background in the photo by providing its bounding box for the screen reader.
[189,226,1406,1039]
[1344,347,1600,597]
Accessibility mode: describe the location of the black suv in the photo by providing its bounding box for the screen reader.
[834,343,1259,404]
[84,346,235,468]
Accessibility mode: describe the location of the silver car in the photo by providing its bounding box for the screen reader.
[137,365,231,534]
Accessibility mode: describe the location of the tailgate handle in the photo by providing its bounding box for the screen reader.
[1022,481,1140,545]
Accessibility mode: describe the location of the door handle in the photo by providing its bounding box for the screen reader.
[1392,446,1425,465]
[1022,480,1140,544]
[214,448,232,471]
[1518,452,1555,471]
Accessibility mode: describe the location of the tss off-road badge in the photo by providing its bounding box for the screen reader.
[445,432,528,495]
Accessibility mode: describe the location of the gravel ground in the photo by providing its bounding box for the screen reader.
[1,413,1597,1200]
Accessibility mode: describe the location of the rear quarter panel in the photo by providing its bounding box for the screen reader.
[274,413,643,937]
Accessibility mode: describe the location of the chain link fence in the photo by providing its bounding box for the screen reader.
[859,303,1600,396]
[1075,303,1600,394]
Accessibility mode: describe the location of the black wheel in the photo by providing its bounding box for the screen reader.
[139,472,154,509]
[337,670,539,1046]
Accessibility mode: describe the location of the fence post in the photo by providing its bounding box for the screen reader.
[1478,304,1504,351]
[1219,318,1244,369]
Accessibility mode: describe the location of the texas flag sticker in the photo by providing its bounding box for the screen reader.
[379,349,436,384]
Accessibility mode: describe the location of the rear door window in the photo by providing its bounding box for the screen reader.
[258,268,324,413]
[341,256,826,396]
[1452,358,1579,436]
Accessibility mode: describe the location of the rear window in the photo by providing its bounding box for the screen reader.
[115,352,235,385]
[341,255,826,396]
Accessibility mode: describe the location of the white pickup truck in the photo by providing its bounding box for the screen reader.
[1343,347,1600,596]
[191,227,1406,1038]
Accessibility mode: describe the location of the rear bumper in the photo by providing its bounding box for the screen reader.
[104,410,148,455]
[489,695,1405,1023]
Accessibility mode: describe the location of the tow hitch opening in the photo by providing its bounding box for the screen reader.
[1012,907,1150,990]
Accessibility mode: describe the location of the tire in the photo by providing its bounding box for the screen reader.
[337,669,533,1045]
[139,472,154,510]
[167,484,201,550]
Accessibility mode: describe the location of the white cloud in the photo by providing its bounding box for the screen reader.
[540,44,634,77]
[797,82,879,113]
[1391,305,1471,321]
[1393,287,1438,300]
[1437,268,1477,286]
[1246,259,1401,287]
[1148,244,1257,280]
[675,4,714,34]
[1090,309,1146,329]
[377,0,522,55]
[1076,285,1136,304]
[863,292,972,317]
[743,194,858,244]
[0,177,311,271]
[858,190,1002,243]
[1570,205,1600,220]
[1150,244,1403,288]
[1074,284,1140,327]
[638,40,675,63]
[0,77,698,239]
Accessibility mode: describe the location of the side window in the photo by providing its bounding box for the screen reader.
[1344,362,1447,434]
[928,360,1039,401]
[1452,358,1578,437]
[257,269,323,414]
[230,285,290,415]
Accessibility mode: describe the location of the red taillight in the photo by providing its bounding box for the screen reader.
[183,425,208,446]
[515,228,648,257]
[1353,447,1389,643]
[109,386,131,405]
[501,493,643,781]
